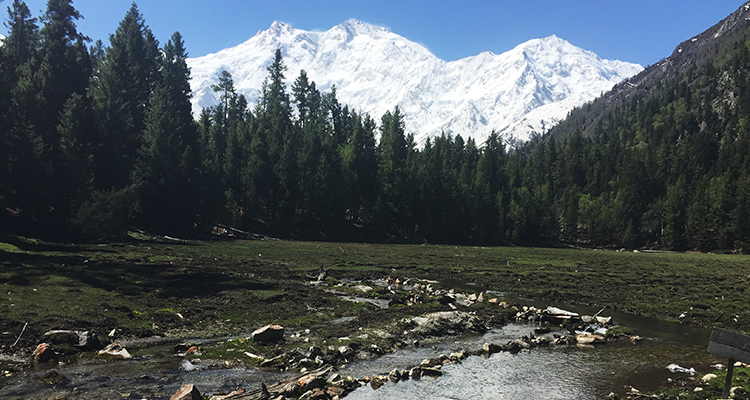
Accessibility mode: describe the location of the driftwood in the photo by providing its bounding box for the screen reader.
[217,366,333,400]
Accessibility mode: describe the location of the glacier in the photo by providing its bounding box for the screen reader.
[187,20,643,146]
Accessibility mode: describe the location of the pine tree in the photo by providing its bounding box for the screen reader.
[133,32,199,233]
[375,107,408,233]
[0,0,40,227]
[89,3,159,189]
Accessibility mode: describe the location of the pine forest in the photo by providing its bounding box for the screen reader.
[2,1,750,253]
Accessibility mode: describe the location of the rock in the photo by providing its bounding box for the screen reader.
[308,345,323,357]
[170,384,202,400]
[449,350,468,362]
[39,370,66,385]
[421,355,447,367]
[407,311,487,338]
[252,324,285,343]
[439,293,456,305]
[701,373,717,383]
[666,363,696,375]
[174,343,196,353]
[244,351,264,361]
[43,330,101,351]
[337,345,353,358]
[308,388,328,399]
[421,367,443,377]
[483,342,502,354]
[477,292,485,303]
[327,373,341,383]
[260,355,283,368]
[503,339,530,353]
[298,375,326,392]
[409,367,422,380]
[209,389,245,400]
[388,368,402,382]
[370,374,386,390]
[98,343,132,359]
[327,386,345,398]
[33,343,57,363]
[575,333,606,346]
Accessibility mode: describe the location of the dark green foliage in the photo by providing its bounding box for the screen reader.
[132,32,200,234]
[89,3,159,190]
[72,187,135,242]
[3,4,750,251]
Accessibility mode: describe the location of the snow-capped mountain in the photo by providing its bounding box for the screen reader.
[188,20,642,146]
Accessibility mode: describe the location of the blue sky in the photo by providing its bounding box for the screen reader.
[8,1,747,66]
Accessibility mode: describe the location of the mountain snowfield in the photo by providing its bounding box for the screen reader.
[188,20,643,146]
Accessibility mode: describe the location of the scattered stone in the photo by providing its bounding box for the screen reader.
[252,324,285,343]
[701,373,717,383]
[39,370,65,385]
[483,342,502,354]
[421,367,443,377]
[666,363,696,375]
[337,345,353,358]
[307,388,328,399]
[503,339,530,353]
[298,374,326,392]
[449,350,468,362]
[98,343,132,359]
[370,374,386,390]
[575,333,606,346]
[327,386,345,398]
[406,311,487,338]
[33,343,57,362]
[421,355,447,367]
[409,367,422,380]
[260,355,284,368]
[208,389,245,400]
[308,345,322,357]
[43,330,101,351]
[170,384,202,400]
[244,352,264,361]
[388,368,402,382]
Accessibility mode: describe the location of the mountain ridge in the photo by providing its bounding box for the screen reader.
[187,19,642,146]
[546,1,750,141]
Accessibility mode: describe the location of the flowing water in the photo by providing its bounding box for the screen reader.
[0,298,724,399]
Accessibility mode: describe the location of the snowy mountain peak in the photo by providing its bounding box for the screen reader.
[334,19,389,39]
[187,21,642,146]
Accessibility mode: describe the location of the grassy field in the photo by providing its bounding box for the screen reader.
[2,233,749,356]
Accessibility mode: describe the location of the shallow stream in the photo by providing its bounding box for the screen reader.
[0,298,724,399]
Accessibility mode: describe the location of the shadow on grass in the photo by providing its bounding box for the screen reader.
[1,249,277,298]
[0,233,86,253]
[65,262,277,297]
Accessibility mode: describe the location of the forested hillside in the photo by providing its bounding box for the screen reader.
[2,1,749,252]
